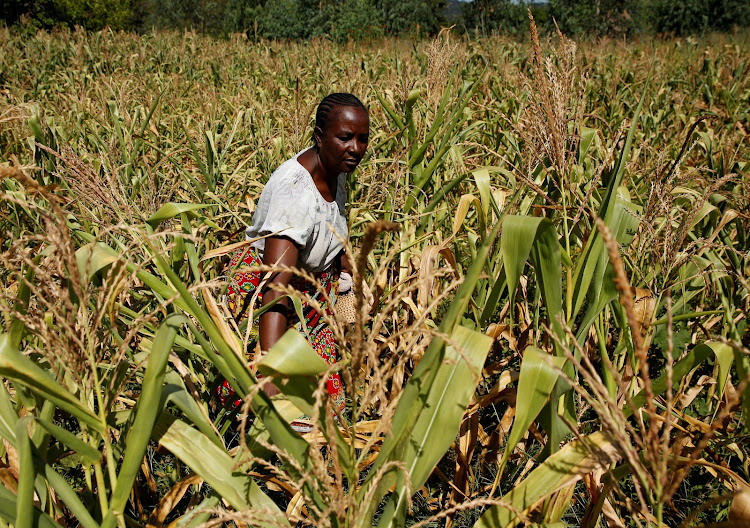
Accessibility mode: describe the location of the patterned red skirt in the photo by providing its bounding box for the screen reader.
[218,246,345,422]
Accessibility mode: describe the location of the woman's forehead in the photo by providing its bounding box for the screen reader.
[327,106,369,129]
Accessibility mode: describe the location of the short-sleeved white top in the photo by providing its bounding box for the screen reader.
[246,149,347,273]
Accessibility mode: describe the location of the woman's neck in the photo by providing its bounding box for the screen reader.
[298,148,338,202]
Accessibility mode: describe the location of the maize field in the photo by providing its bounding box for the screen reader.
[0,23,749,528]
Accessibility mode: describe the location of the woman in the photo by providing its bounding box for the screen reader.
[220,93,369,426]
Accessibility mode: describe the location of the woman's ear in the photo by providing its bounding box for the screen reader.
[313,126,323,149]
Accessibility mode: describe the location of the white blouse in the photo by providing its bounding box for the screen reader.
[246,149,348,273]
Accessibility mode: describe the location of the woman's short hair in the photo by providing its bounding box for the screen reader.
[314,93,367,134]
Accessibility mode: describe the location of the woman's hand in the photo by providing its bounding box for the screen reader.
[258,236,299,397]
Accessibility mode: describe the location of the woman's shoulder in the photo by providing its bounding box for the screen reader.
[260,154,318,210]
[266,155,314,191]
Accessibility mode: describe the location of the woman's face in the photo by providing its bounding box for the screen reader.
[316,106,370,175]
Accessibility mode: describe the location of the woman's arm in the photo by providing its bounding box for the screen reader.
[258,236,299,396]
[339,251,353,276]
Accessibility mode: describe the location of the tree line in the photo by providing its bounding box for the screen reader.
[1,0,748,39]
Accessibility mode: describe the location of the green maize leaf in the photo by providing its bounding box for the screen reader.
[479,266,507,327]
[153,413,289,527]
[0,334,102,434]
[571,79,648,320]
[576,264,618,347]
[710,342,734,400]
[258,330,329,377]
[502,215,544,320]
[417,171,471,235]
[31,449,99,528]
[501,216,563,341]
[529,219,563,344]
[574,191,639,344]
[256,329,355,476]
[15,417,35,528]
[408,82,451,168]
[499,347,566,473]
[0,483,61,528]
[146,203,209,228]
[578,126,597,163]
[172,494,220,527]
[102,313,186,528]
[361,222,501,525]
[181,213,201,281]
[257,330,327,418]
[572,190,641,325]
[377,325,493,527]
[137,87,164,136]
[734,345,750,423]
[34,418,101,465]
[179,317,319,498]
[373,90,404,130]
[257,329,329,417]
[651,309,723,326]
[28,114,45,144]
[75,242,122,281]
[161,372,223,449]
[0,381,18,444]
[473,168,492,225]
[405,87,423,148]
[474,431,622,528]
[9,263,35,349]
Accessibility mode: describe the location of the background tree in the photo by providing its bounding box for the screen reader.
[376,0,447,36]
[1,0,137,30]
[651,0,750,35]
[460,0,531,37]
[548,0,645,36]
[143,0,228,34]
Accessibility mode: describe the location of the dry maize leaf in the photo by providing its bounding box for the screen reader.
[477,423,490,446]
[202,289,243,360]
[146,473,203,528]
[472,370,518,412]
[729,487,750,527]
[401,296,422,320]
[142,458,158,494]
[353,420,382,434]
[678,374,714,409]
[542,481,576,523]
[0,467,17,494]
[704,314,723,331]
[513,457,537,488]
[266,477,295,496]
[450,412,479,507]
[601,498,625,528]
[2,438,19,480]
[358,450,379,470]
[286,491,307,520]
[418,245,458,309]
[498,406,516,438]
[483,356,515,377]
[581,468,624,528]
[485,323,508,340]
[632,287,655,334]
